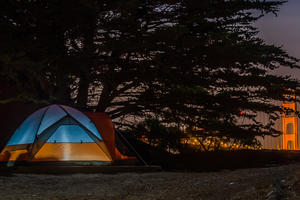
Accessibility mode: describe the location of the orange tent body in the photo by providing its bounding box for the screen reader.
[0,105,135,166]
[85,112,134,161]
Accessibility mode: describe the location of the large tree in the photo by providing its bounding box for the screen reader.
[0,0,299,148]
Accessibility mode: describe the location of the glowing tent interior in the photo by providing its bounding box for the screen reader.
[0,104,134,165]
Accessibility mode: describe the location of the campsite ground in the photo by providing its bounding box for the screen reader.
[1,163,300,199]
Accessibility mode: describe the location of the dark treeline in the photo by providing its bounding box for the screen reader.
[0,0,299,151]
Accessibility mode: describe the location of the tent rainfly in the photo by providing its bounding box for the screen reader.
[0,104,133,166]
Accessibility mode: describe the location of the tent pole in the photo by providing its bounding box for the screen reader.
[115,130,148,166]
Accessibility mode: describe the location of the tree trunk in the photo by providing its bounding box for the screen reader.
[76,70,90,109]
[96,82,112,112]
[76,20,95,109]
[55,66,71,104]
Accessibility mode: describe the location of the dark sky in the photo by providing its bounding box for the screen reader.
[255,0,300,79]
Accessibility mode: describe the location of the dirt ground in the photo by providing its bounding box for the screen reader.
[1,164,300,200]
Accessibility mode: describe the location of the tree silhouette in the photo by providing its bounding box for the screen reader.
[0,0,299,147]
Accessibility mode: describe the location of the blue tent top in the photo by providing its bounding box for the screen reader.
[7,105,102,145]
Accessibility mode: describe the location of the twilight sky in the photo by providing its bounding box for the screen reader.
[255,0,300,79]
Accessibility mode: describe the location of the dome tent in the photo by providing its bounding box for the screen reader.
[0,104,113,165]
